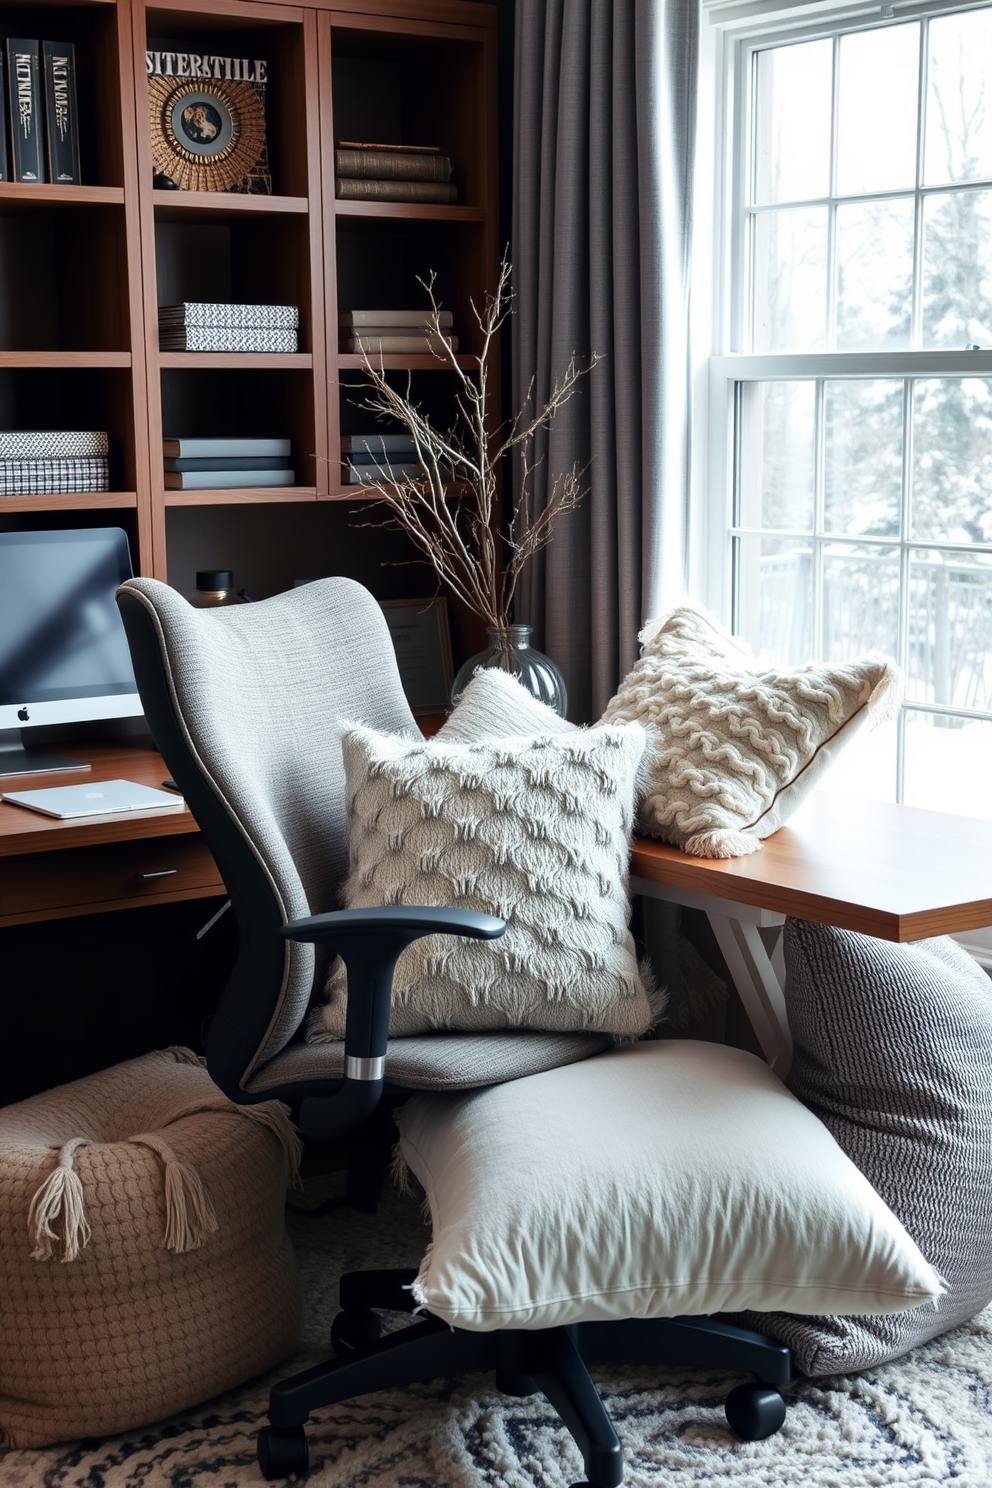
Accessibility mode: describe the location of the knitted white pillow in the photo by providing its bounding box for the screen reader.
[437,667,577,742]
[313,722,657,1039]
[603,605,900,858]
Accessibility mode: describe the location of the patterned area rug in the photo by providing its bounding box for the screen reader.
[2,1174,991,1488]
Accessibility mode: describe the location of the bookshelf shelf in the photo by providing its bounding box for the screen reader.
[1,0,496,661]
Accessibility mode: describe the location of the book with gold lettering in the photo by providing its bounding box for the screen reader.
[6,39,44,183]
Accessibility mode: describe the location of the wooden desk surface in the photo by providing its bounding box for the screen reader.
[0,742,200,858]
[631,791,992,942]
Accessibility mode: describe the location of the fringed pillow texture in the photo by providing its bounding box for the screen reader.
[603,605,900,858]
[313,721,659,1040]
[397,1039,943,1332]
[738,919,992,1376]
[0,1048,303,1448]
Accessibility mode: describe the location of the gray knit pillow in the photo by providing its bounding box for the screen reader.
[312,722,658,1040]
[741,919,992,1375]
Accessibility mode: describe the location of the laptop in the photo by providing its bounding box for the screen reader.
[2,778,185,819]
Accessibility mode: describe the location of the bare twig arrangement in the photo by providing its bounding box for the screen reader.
[351,256,599,631]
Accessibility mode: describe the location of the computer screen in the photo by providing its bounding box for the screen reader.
[0,527,143,776]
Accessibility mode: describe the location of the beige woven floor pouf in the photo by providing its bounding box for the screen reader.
[0,1048,303,1448]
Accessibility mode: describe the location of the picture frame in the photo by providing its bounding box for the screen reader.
[379,597,454,715]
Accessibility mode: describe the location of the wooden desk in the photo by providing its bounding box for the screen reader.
[631,792,992,1074]
[0,743,224,927]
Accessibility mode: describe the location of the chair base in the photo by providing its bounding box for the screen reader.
[258,1268,791,1486]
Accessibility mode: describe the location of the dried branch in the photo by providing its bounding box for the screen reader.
[351,255,598,631]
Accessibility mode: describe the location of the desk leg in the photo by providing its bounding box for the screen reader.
[706,914,793,1078]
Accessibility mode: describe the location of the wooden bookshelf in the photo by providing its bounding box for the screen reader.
[0,0,498,638]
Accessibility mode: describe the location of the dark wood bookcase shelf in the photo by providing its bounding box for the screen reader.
[0,0,497,645]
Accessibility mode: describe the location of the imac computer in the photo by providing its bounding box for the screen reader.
[0,527,144,777]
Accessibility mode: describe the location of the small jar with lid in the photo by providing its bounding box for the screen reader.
[192,570,244,608]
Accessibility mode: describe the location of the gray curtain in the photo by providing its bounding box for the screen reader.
[512,0,698,723]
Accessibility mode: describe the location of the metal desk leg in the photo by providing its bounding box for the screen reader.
[705,914,792,1077]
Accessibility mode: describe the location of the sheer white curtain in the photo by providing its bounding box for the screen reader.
[512,0,698,721]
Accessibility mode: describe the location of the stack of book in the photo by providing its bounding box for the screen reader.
[342,433,422,485]
[163,436,294,490]
[340,309,458,356]
[158,303,299,353]
[334,142,456,205]
[1,38,81,185]
[0,430,108,495]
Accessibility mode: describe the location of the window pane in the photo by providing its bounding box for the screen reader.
[752,207,828,352]
[753,39,832,205]
[922,189,992,349]
[823,380,903,537]
[738,381,815,530]
[836,24,920,196]
[822,542,900,659]
[908,549,992,708]
[735,535,813,666]
[925,9,992,186]
[903,712,992,818]
[835,198,914,351]
[911,377,992,543]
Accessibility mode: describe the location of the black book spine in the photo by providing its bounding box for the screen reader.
[43,41,81,185]
[0,53,9,181]
[6,40,45,183]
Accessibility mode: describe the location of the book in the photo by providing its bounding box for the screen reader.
[338,140,441,153]
[6,40,44,183]
[340,325,454,339]
[162,436,291,458]
[335,146,452,182]
[344,333,459,355]
[42,41,81,185]
[146,51,272,194]
[164,468,296,489]
[0,52,9,182]
[335,178,457,204]
[346,448,417,465]
[159,326,299,353]
[158,302,300,330]
[164,456,290,473]
[341,433,421,454]
[346,462,424,484]
[0,429,108,458]
[0,458,109,494]
[340,309,454,331]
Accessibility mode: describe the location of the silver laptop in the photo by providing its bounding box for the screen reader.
[2,778,185,819]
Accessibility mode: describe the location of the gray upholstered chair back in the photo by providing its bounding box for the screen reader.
[118,577,419,1081]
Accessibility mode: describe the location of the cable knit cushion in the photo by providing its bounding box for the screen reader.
[313,722,657,1039]
[398,1039,943,1332]
[0,1049,302,1448]
[739,920,992,1376]
[437,667,577,742]
[603,605,899,857]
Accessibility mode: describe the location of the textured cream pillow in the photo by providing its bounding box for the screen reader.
[603,605,900,857]
[313,722,657,1040]
[398,1039,944,1332]
[438,667,577,742]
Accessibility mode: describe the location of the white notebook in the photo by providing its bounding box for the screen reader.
[2,778,185,819]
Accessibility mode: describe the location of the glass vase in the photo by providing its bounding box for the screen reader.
[450,625,568,717]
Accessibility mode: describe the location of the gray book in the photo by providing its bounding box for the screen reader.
[162,437,291,458]
[158,302,300,330]
[164,468,296,490]
[341,433,420,454]
[346,462,424,484]
[0,457,109,494]
[0,429,108,458]
[160,326,299,353]
[340,309,454,330]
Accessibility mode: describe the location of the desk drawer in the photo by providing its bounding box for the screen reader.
[0,836,225,925]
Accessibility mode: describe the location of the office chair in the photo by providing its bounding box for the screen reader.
[117,577,794,1487]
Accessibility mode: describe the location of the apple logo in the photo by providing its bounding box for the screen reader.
[17,706,29,721]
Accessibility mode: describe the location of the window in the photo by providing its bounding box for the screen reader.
[703,0,992,818]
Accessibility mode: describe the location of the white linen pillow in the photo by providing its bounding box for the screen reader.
[312,722,657,1040]
[438,667,577,742]
[398,1039,944,1332]
[603,605,900,857]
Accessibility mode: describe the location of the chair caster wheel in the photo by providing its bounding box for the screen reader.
[330,1307,382,1355]
[725,1383,787,1440]
[257,1425,309,1479]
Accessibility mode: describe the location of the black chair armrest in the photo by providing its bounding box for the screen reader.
[281,906,505,1140]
